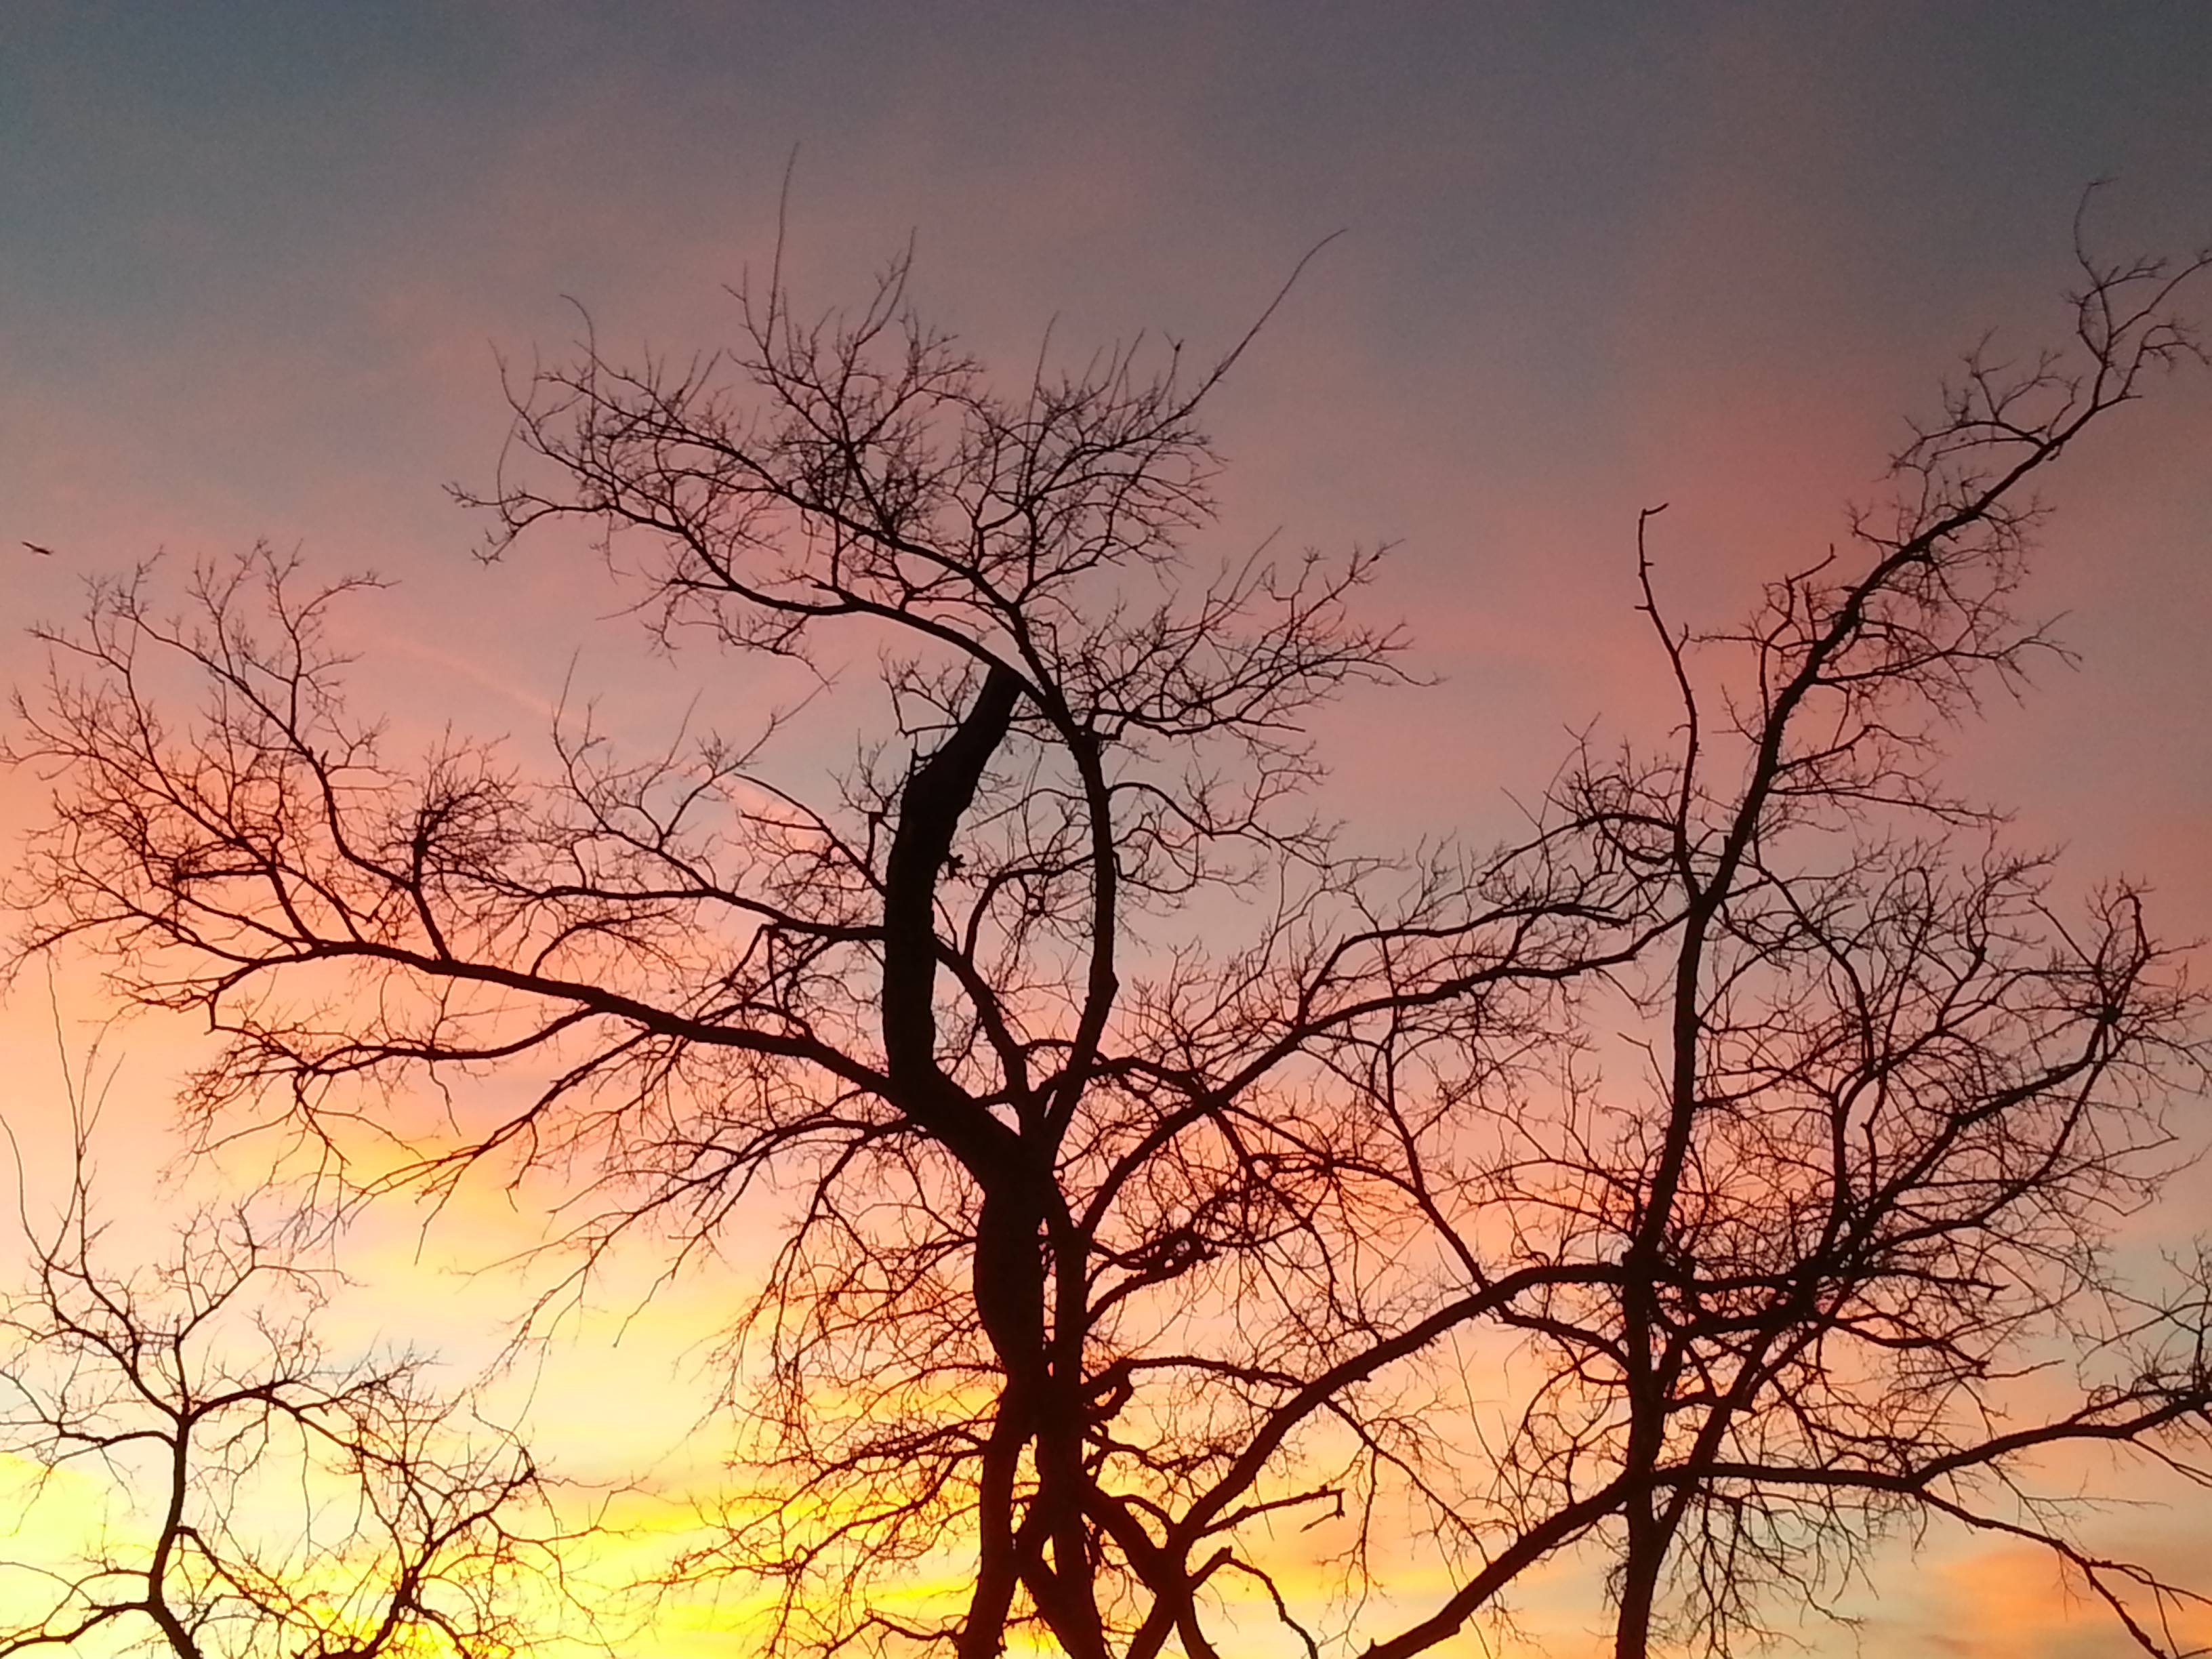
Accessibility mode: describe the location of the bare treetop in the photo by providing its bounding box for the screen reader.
[0,1139,577,1659]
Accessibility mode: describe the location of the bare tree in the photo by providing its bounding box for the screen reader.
[0,1132,576,1659]
[1350,224,2212,1658]
[4,213,2209,1659]
[3,247,1641,1658]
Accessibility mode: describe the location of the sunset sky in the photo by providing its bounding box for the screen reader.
[3,5,2211,1655]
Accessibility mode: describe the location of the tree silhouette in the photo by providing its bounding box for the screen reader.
[0,1136,574,1659]
[1446,226,2212,1657]
[6,216,2211,1658]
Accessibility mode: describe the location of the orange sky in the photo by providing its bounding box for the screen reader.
[3,5,2211,1654]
